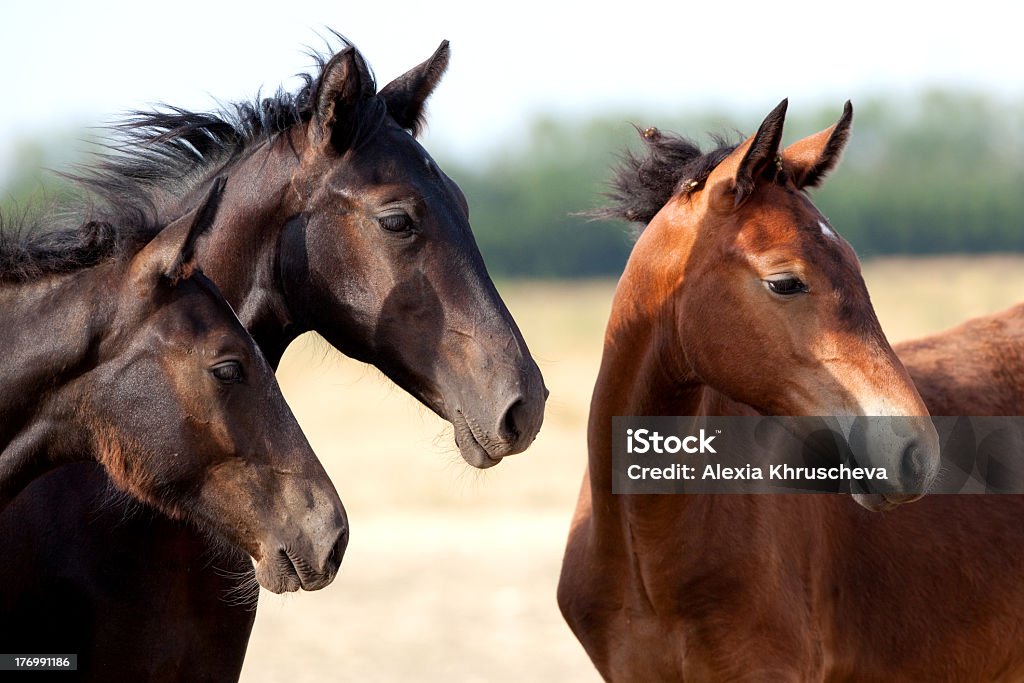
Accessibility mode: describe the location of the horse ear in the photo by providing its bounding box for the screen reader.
[311,46,376,152]
[708,99,788,208]
[379,40,450,137]
[130,178,225,288]
[782,101,853,188]
[164,177,225,283]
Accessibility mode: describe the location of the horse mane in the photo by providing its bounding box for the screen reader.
[75,34,383,233]
[0,33,384,283]
[0,213,131,283]
[594,126,737,228]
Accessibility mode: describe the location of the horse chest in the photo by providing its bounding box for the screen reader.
[563,514,830,681]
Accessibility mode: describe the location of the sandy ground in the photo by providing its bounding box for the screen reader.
[242,514,593,683]
[240,257,1024,682]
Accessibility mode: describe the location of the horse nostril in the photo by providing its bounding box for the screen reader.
[502,399,525,443]
[900,441,932,492]
[327,526,349,572]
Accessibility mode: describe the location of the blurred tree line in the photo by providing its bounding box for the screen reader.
[445,90,1024,277]
[3,90,1023,278]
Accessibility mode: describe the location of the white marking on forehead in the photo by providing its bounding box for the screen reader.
[819,220,838,240]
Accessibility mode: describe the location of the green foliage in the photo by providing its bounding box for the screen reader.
[4,91,1024,277]
[443,91,1024,277]
[443,116,640,278]
[812,91,1024,256]
[0,134,88,223]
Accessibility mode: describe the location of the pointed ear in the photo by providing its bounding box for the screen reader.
[708,99,788,208]
[782,101,853,188]
[165,177,225,282]
[379,40,450,137]
[130,177,225,289]
[310,46,376,152]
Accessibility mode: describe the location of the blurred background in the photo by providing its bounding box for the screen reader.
[3,1,1024,680]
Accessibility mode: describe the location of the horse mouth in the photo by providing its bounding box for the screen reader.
[269,550,303,593]
[452,411,502,470]
[257,549,320,594]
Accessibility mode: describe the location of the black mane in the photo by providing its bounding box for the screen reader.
[1,34,383,282]
[594,126,737,228]
[76,34,382,230]
[0,215,123,283]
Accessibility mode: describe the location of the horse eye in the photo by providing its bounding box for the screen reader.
[765,277,808,296]
[211,361,244,384]
[377,213,413,233]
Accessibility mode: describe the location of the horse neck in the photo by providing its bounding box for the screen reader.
[160,136,303,367]
[586,259,709,523]
[582,260,821,622]
[576,259,746,621]
[0,269,114,505]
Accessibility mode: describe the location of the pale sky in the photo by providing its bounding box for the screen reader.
[1,0,1021,172]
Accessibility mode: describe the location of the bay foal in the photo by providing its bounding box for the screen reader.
[559,102,1024,681]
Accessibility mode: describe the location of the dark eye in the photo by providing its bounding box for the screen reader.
[765,277,809,296]
[211,360,243,384]
[377,213,413,233]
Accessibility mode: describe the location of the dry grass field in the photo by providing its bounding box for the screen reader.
[240,256,1024,683]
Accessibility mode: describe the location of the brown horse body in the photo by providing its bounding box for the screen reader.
[559,103,1024,681]
[898,303,1024,416]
